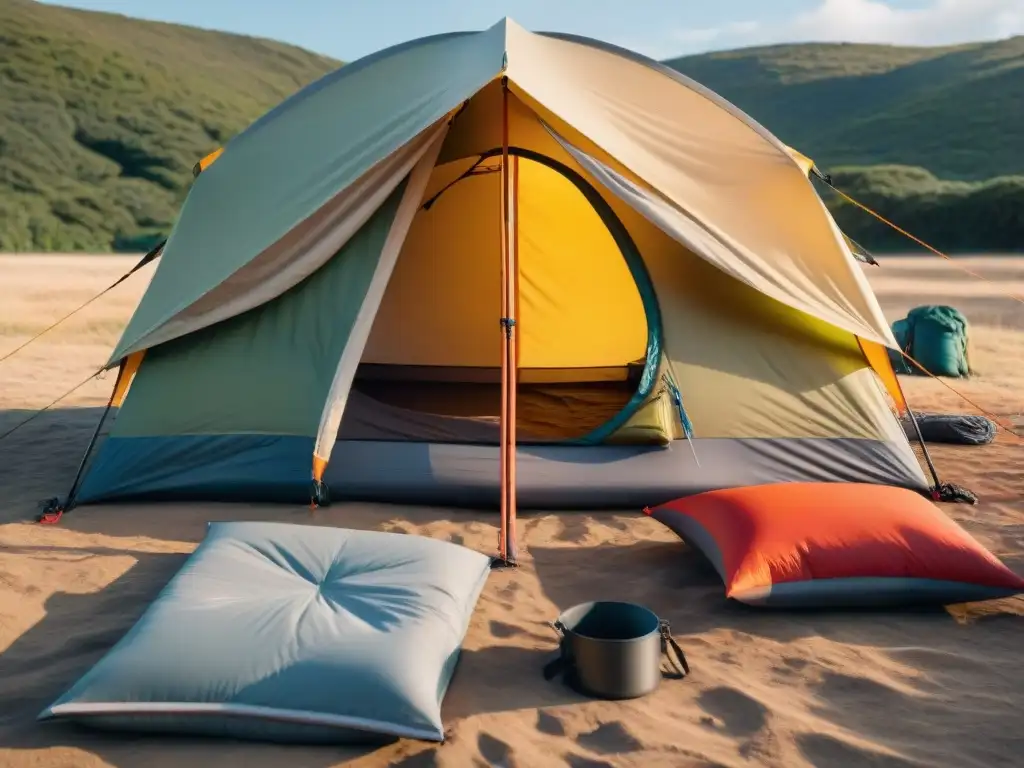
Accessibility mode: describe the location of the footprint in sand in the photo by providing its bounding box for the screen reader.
[697,686,768,737]
[478,732,516,767]
[564,755,615,768]
[886,646,983,676]
[576,721,643,755]
[497,580,521,601]
[773,656,810,678]
[796,732,919,768]
[389,750,439,767]
[536,709,566,736]
[816,670,919,712]
[555,517,591,543]
[489,620,523,639]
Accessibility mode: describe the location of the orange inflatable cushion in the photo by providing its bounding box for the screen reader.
[646,483,1024,607]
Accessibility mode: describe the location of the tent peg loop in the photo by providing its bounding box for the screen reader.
[37,497,65,525]
[310,479,331,509]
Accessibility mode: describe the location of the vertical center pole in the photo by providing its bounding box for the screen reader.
[507,148,520,564]
[497,78,510,562]
[496,76,518,566]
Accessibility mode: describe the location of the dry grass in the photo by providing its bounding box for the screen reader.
[0,255,154,410]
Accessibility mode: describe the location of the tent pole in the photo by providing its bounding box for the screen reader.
[493,75,518,568]
[496,76,510,564]
[507,153,520,563]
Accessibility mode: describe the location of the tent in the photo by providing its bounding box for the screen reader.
[69,19,928,560]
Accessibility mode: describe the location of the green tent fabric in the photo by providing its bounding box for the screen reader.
[888,305,970,378]
[68,18,929,512]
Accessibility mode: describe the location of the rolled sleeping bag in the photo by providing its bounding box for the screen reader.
[901,412,996,446]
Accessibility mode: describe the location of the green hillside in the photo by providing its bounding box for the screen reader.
[0,0,337,251]
[822,166,1024,253]
[1,0,1021,252]
[666,38,1024,181]
[666,40,1024,252]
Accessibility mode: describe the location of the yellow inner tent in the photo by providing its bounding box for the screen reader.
[345,82,653,443]
[362,155,648,372]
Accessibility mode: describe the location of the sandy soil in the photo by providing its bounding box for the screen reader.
[1,254,1023,768]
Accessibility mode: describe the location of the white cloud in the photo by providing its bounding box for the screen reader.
[672,21,760,47]
[667,0,1024,54]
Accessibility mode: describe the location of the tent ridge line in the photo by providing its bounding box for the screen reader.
[530,30,802,172]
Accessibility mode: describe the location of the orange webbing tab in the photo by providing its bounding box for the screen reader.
[111,350,146,407]
[37,497,64,525]
[858,337,906,414]
[310,455,328,510]
[192,147,224,178]
[312,455,327,482]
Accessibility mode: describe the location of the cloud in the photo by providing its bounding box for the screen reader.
[672,21,760,47]
[667,0,1024,54]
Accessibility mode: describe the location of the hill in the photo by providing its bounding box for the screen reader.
[0,0,337,252]
[0,1,1021,252]
[666,37,1024,181]
[667,39,1024,253]
[821,166,1024,253]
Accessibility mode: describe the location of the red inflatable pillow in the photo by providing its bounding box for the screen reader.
[646,483,1024,607]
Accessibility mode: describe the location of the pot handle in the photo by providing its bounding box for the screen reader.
[542,620,568,681]
[542,654,565,681]
[659,619,691,680]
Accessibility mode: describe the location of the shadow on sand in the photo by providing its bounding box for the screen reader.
[4,403,1024,766]
[529,538,1024,767]
[528,537,1024,645]
[0,404,579,767]
[0,540,591,768]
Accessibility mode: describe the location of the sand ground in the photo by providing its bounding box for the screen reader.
[1,254,1023,768]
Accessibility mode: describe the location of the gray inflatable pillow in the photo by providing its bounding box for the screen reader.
[39,521,491,744]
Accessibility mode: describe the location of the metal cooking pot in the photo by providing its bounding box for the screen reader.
[542,601,690,700]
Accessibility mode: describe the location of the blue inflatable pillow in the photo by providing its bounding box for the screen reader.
[39,521,491,744]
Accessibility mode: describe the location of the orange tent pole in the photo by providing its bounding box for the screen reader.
[507,153,520,563]
[496,76,519,566]
[497,76,511,563]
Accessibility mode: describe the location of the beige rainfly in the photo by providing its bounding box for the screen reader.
[67,18,927,560]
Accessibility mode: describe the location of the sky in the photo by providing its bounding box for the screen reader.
[41,0,1024,61]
